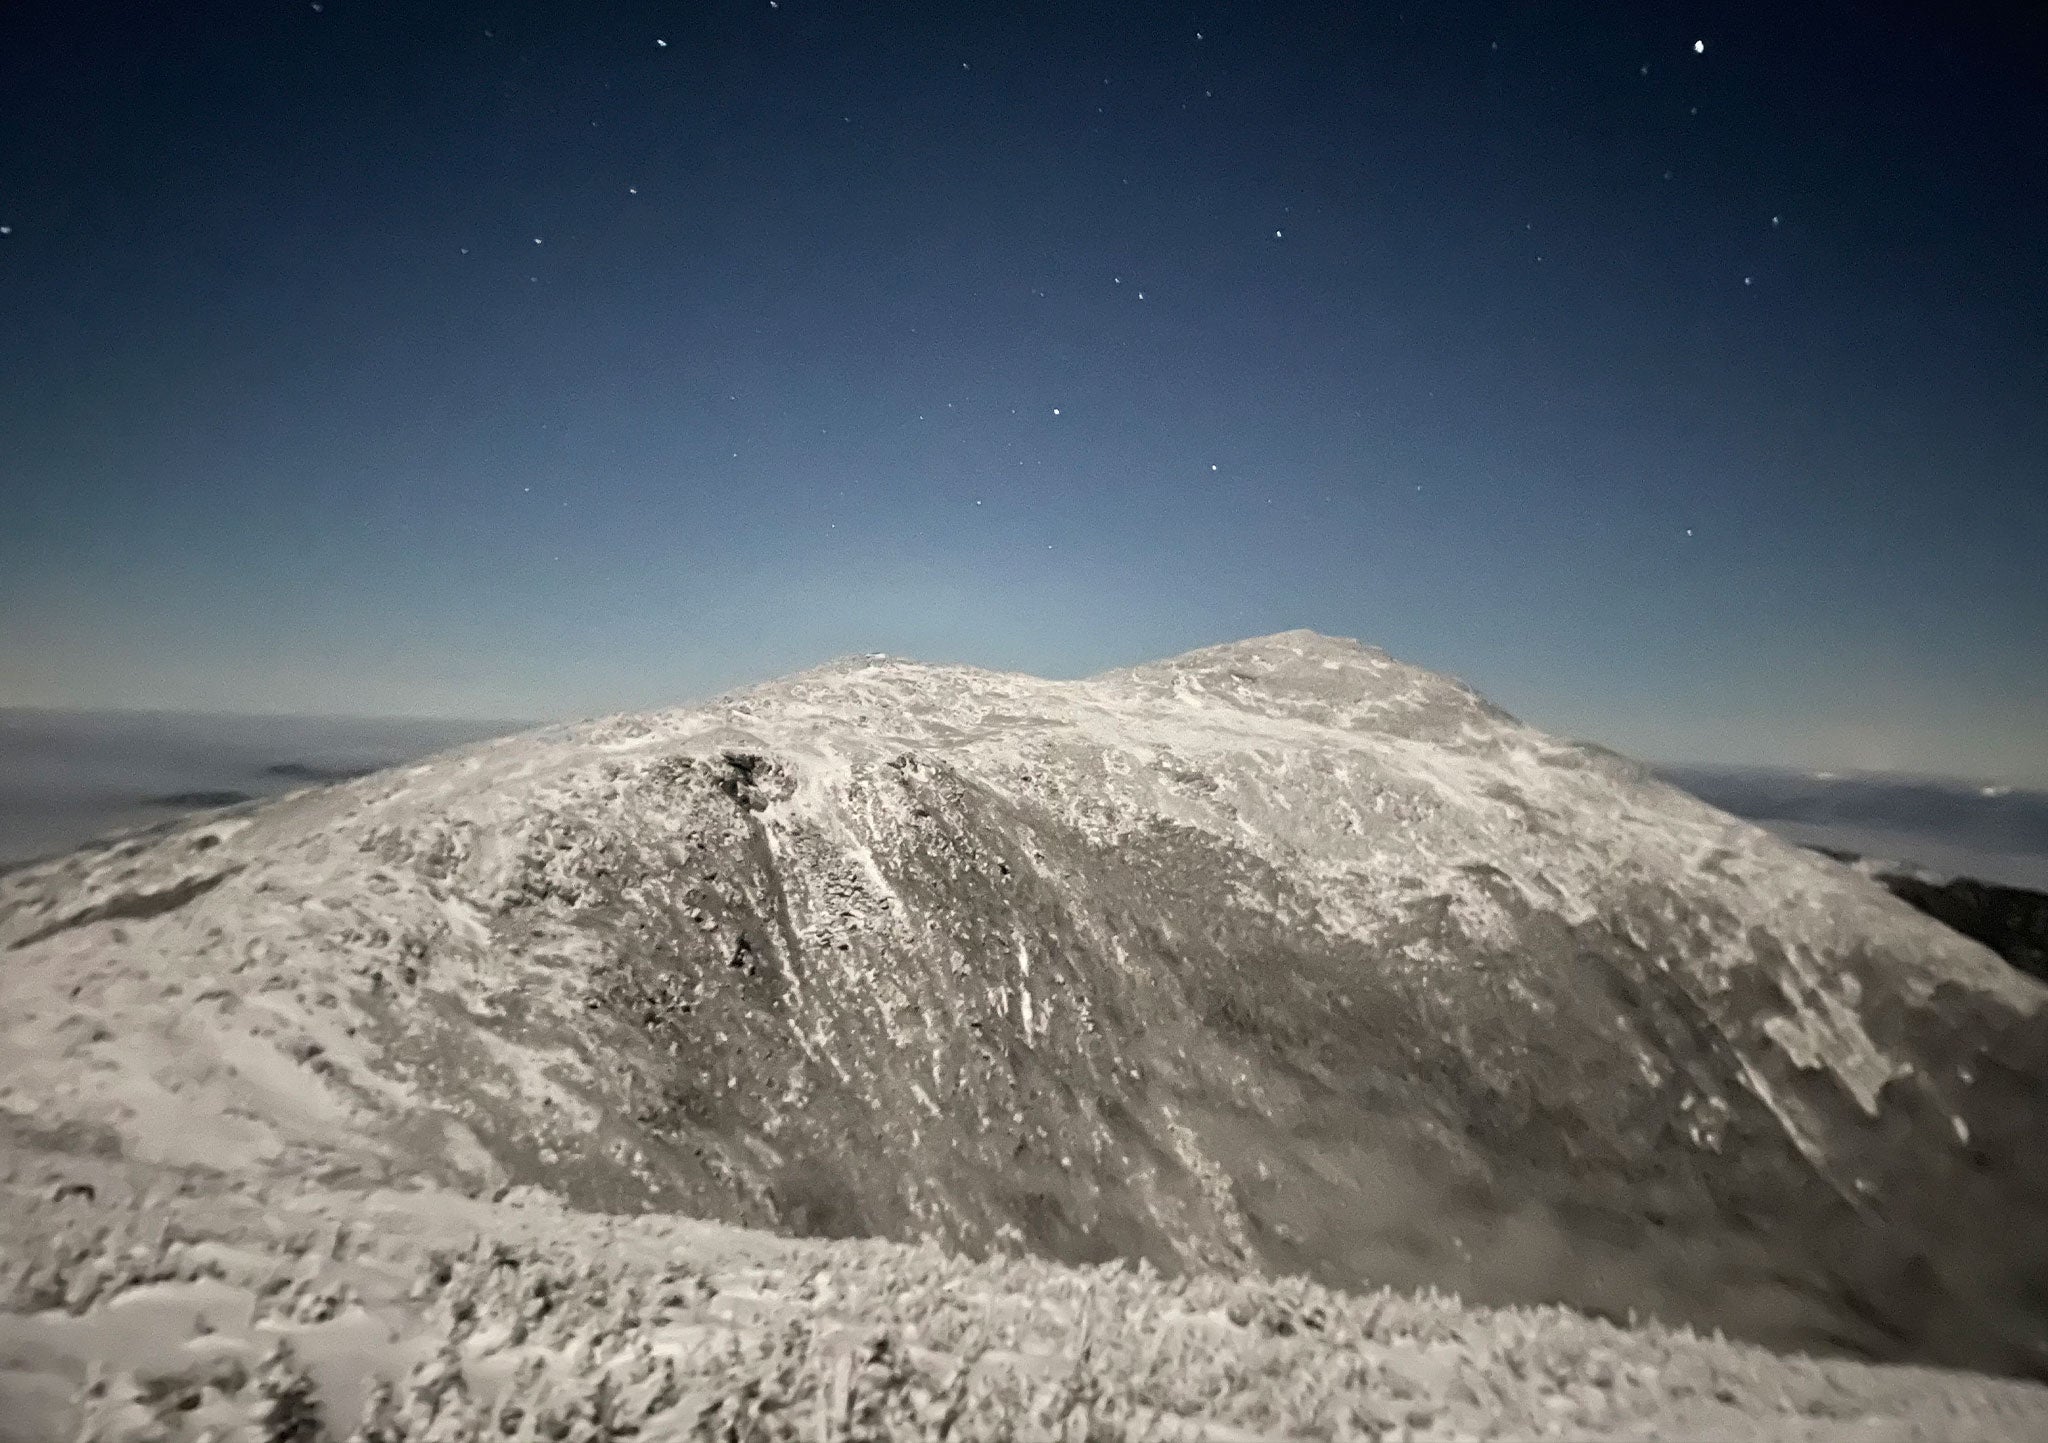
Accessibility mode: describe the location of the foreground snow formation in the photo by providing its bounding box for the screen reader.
[5,1142,2046,1443]
[3,630,2046,1390]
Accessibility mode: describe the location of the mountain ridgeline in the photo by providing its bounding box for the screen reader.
[3,632,2044,1379]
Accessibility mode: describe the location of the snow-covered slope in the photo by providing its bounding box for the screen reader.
[8,1139,2048,1443]
[4,631,2044,1377]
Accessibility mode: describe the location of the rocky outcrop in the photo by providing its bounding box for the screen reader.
[142,789,256,809]
[265,761,377,783]
[3,631,2044,1378]
[1800,846,2048,988]
[1877,874,2048,986]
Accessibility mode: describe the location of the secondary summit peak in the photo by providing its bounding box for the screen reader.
[1090,629,1515,740]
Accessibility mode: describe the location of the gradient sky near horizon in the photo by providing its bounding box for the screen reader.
[2,1,2044,782]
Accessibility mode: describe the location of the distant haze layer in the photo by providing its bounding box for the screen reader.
[1659,763,2048,892]
[0,709,525,868]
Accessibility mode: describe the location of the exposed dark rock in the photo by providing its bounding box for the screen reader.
[7,866,242,950]
[142,789,254,809]
[265,762,378,783]
[1878,875,2048,986]
[1797,844,2048,987]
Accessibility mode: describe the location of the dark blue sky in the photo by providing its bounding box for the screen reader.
[2,1,2043,782]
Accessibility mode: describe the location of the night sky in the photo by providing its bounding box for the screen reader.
[3,2,2043,783]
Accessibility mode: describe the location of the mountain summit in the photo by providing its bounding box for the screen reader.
[4,632,2044,1376]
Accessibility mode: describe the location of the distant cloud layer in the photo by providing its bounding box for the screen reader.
[0,710,523,868]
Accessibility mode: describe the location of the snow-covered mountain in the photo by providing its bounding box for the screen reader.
[4,631,2044,1378]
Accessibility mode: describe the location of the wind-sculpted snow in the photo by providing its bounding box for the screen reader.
[9,1142,2047,1442]
[3,630,2046,1383]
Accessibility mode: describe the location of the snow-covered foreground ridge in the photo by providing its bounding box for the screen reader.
[4,631,2046,1379]
[6,1144,2047,1443]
